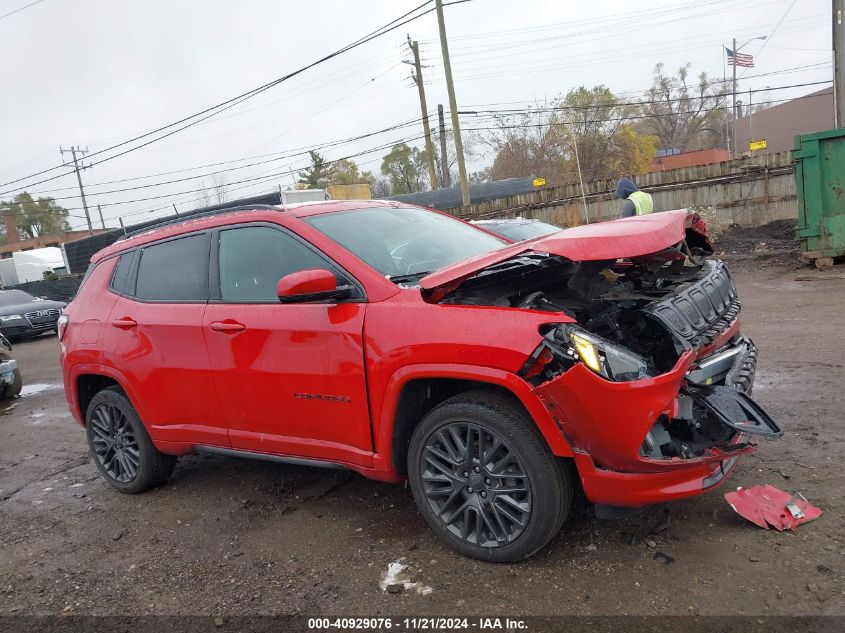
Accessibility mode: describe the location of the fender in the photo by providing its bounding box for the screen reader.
[372,363,574,474]
[66,363,151,431]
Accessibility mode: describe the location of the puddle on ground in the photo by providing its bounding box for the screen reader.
[20,383,62,396]
[27,408,68,424]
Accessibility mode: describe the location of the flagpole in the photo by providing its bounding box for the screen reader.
[732,37,737,158]
[723,44,730,155]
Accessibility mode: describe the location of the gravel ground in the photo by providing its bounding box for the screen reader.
[0,259,843,617]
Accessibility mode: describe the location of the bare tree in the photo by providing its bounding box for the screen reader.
[481,108,565,183]
[196,173,228,207]
[638,63,728,152]
[371,177,392,198]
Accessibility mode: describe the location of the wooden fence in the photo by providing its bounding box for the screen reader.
[442,151,797,227]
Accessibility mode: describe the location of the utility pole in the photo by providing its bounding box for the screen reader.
[406,37,438,190]
[435,0,470,207]
[437,104,451,188]
[835,0,845,127]
[96,204,105,230]
[60,146,93,234]
[749,88,754,144]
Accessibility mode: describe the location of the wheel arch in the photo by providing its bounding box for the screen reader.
[69,364,149,428]
[375,364,573,476]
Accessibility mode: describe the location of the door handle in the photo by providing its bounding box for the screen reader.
[209,320,245,333]
[111,317,137,329]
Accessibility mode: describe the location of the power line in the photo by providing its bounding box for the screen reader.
[443,0,784,57]
[48,132,426,214]
[0,0,445,195]
[739,0,800,80]
[0,0,46,21]
[59,85,829,220]
[21,117,425,200]
[420,0,743,45]
[88,133,423,227]
[456,63,831,111]
[459,89,832,133]
[430,19,827,83]
[19,77,826,207]
[456,80,831,117]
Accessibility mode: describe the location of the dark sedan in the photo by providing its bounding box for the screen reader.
[0,289,66,340]
[471,218,562,241]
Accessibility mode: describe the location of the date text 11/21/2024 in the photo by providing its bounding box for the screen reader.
[307,617,528,630]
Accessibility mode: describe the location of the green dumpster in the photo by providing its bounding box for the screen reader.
[794,128,845,265]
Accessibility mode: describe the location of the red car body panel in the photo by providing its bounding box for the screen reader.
[573,451,740,507]
[533,349,755,474]
[362,292,578,472]
[62,202,755,507]
[420,209,706,299]
[202,301,372,453]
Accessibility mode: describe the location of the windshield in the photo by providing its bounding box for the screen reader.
[0,289,38,307]
[484,221,561,242]
[305,207,506,280]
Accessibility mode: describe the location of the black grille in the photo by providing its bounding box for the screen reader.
[25,308,60,326]
[642,260,740,348]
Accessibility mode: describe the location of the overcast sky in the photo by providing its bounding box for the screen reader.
[0,0,831,231]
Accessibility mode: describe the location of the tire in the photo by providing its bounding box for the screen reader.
[0,352,22,400]
[407,391,572,562]
[85,386,177,494]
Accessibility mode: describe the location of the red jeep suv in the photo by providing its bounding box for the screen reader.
[60,201,780,561]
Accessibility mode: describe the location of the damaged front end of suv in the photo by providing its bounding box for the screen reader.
[421,210,782,511]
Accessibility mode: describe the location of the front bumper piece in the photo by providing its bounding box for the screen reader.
[533,336,780,508]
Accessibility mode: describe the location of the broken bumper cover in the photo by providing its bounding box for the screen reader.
[574,451,742,508]
[533,335,780,508]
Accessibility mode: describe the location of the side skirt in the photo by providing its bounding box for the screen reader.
[195,445,348,471]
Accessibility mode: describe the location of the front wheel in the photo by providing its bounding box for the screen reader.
[407,392,572,562]
[86,386,176,493]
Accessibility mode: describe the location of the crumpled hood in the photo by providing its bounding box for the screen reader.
[420,210,710,301]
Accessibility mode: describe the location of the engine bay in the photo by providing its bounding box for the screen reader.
[439,244,724,375]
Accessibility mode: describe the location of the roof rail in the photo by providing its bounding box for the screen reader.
[117,204,281,241]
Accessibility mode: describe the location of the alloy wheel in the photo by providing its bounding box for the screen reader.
[420,422,533,547]
[89,403,140,483]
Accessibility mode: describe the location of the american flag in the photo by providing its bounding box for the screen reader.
[726,47,754,67]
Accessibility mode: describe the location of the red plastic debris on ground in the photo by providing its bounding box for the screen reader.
[724,485,822,531]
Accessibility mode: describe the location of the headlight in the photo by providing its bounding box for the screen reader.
[0,314,22,322]
[562,326,652,382]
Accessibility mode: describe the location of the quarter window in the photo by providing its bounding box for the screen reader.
[218,226,338,302]
[109,252,134,294]
[135,234,209,301]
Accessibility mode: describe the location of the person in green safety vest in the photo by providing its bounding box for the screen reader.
[615,177,653,218]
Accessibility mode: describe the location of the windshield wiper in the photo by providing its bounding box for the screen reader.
[388,271,432,284]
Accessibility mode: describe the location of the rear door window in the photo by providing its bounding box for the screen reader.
[135,234,210,301]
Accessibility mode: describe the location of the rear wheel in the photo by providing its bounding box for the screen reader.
[86,386,176,493]
[0,352,22,400]
[407,392,572,562]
